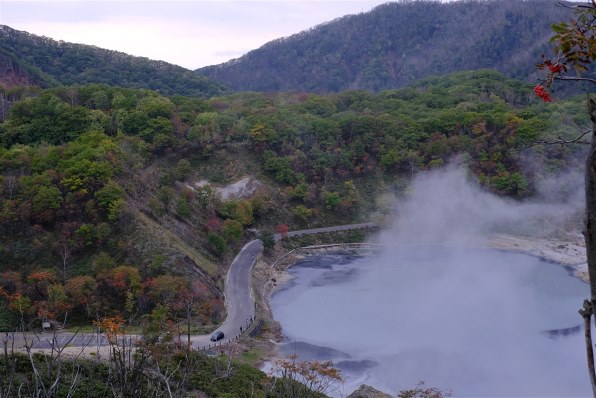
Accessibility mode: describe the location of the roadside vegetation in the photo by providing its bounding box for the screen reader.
[0,68,586,397]
[0,70,588,333]
[0,328,333,398]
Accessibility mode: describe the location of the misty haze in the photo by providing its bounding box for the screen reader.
[271,167,590,396]
[2,1,594,396]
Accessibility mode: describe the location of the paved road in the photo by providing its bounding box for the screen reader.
[191,239,263,349]
[7,241,263,351]
[274,222,378,241]
[6,331,107,350]
[9,223,374,350]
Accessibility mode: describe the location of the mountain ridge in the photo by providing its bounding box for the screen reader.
[198,0,575,92]
[0,25,224,97]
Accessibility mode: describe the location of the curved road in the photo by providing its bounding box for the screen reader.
[195,223,376,348]
[17,223,371,350]
[190,223,376,348]
[192,239,263,348]
[14,240,264,351]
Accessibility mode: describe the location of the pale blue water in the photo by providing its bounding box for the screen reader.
[270,248,591,397]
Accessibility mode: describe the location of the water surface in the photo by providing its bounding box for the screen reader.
[270,248,590,397]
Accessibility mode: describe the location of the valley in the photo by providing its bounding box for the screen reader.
[0,0,594,396]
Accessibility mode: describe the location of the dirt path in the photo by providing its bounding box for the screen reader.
[274,222,377,241]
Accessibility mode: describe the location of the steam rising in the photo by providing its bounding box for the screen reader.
[380,166,583,246]
[271,166,590,397]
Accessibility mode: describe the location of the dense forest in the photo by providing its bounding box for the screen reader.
[0,70,588,333]
[199,0,578,92]
[0,1,591,394]
[0,1,584,98]
[0,25,223,97]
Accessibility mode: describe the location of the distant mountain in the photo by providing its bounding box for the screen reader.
[198,0,574,92]
[0,25,223,97]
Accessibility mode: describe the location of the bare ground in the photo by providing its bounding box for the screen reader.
[486,231,587,281]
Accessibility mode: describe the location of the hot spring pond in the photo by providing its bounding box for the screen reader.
[270,248,590,397]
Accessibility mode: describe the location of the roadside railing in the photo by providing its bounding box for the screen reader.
[197,315,257,351]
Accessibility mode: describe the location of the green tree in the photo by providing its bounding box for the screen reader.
[94,180,124,212]
[158,186,174,211]
[64,275,98,317]
[293,205,313,222]
[175,159,193,181]
[43,283,71,320]
[137,96,174,119]
[176,197,191,218]
[3,93,91,145]
[9,293,31,331]
[188,112,221,146]
[291,182,309,202]
[222,219,244,242]
[259,232,275,250]
[122,110,149,135]
[322,190,341,210]
[491,172,529,196]
[208,233,228,257]
[249,122,276,144]
[31,184,62,222]
[235,200,254,226]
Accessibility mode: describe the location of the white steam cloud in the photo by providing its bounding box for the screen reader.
[379,166,584,246]
[271,166,590,397]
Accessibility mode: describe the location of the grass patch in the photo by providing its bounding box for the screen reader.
[238,347,264,367]
[63,325,97,333]
[135,211,218,276]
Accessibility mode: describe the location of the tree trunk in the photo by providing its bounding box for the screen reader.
[187,306,191,351]
[581,300,596,396]
[583,97,596,397]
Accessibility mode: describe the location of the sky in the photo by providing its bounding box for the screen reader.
[0,0,395,70]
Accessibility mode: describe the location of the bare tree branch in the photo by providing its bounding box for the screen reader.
[555,76,596,84]
[537,129,592,146]
[556,1,596,11]
[517,129,592,150]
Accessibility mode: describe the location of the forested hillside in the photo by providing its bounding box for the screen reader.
[0,71,587,331]
[199,0,575,92]
[0,1,584,96]
[0,3,591,395]
[0,25,223,97]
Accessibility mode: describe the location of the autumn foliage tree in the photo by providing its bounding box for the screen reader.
[270,354,343,398]
[398,381,452,398]
[534,1,595,101]
[96,265,141,318]
[143,275,205,349]
[8,294,31,331]
[534,1,596,395]
[276,223,289,239]
[64,275,98,317]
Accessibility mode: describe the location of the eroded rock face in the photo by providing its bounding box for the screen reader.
[347,384,392,398]
[193,177,264,200]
